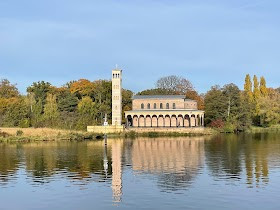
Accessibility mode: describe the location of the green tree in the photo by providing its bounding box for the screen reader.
[43,94,59,126]
[77,96,97,129]
[27,81,53,106]
[204,86,227,125]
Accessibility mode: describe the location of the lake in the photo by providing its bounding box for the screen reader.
[0,133,280,210]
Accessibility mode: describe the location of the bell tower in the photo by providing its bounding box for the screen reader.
[112,68,122,126]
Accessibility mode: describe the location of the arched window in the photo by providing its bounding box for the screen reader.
[154,103,157,109]
[166,103,169,109]
[160,103,163,109]
[173,103,176,109]
[113,74,115,78]
[147,103,150,109]
[141,103,144,109]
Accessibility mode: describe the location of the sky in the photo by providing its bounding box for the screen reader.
[0,0,279,94]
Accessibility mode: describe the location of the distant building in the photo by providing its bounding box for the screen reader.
[125,95,204,127]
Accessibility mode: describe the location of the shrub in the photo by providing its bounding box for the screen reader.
[16,130,24,136]
[210,119,225,128]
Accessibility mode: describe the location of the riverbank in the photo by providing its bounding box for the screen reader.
[0,127,215,142]
[0,127,101,142]
[247,125,280,133]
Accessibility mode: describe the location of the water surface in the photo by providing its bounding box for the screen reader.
[0,134,280,210]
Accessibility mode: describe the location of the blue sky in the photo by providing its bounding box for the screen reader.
[0,0,279,94]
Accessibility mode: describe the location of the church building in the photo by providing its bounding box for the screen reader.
[124,95,204,128]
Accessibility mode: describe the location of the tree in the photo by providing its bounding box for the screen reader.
[27,81,53,106]
[244,74,253,102]
[70,79,95,99]
[122,89,133,123]
[260,76,268,97]
[259,89,280,127]
[0,79,19,98]
[77,96,97,129]
[43,94,59,126]
[156,75,193,94]
[186,90,205,110]
[137,88,173,95]
[204,86,227,125]
[253,75,261,101]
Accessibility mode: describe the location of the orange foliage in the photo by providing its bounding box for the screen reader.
[70,79,95,98]
[186,90,205,110]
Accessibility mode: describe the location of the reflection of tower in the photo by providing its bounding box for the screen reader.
[112,68,122,126]
[111,140,123,203]
[103,142,108,178]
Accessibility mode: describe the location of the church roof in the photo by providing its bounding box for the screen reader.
[133,95,186,99]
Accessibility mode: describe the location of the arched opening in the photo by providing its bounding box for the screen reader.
[133,115,139,127]
[139,115,145,127]
[173,103,176,109]
[147,103,151,109]
[152,115,158,127]
[126,115,132,127]
[146,115,152,127]
[184,115,190,127]
[154,103,157,109]
[160,103,163,109]
[171,115,177,127]
[191,114,196,127]
[177,115,184,127]
[158,115,164,127]
[197,115,200,126]
[164,115,171,127]
[141,103,144,109]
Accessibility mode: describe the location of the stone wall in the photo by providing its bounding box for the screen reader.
[87,125,124,134]
[126,127,212,134]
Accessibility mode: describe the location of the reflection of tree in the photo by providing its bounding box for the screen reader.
[0,141,113,185]
[0,143,20,184]
[130,137,205,192]
[205,133,276,187]
[205,134,242,179]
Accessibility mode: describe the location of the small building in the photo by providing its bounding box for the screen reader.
[125,95,204,128]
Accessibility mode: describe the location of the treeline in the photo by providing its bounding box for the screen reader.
[0,79,132,130]
[205,75,280,132]
[0,74,278,132]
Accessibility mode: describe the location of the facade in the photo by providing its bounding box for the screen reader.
[125,95,204,128]
[112,69,122,126]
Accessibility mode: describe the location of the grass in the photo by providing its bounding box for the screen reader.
[248,125,280,133]
[0,127,102,142]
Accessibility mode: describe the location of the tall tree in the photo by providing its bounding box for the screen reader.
[156,75,193,94]
[260,76,268,97]
[253,75,261,101]
[43,94,59,126]
[244,74,253,102]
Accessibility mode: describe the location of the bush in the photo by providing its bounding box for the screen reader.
[16,130,24,136]
[210,119,225,128]
[19,118,30,128]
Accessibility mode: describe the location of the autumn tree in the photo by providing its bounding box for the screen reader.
[0,79,19,98]
[260,76,268,97]
[244,74,253,103]
[186,90,205,110]
[70,79,95,99]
